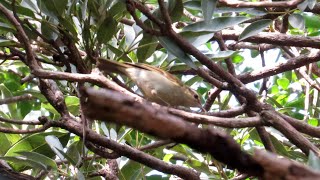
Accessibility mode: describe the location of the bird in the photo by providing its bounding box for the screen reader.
[97,58,202,108]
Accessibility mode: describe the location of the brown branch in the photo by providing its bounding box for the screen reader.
[52,116,201,180]
[221,31,320,49]
[215,32,236,75]
[239,50,320,84]
[206,105,246,117]
[281,114,320,138]
[85,141,120,159]
[0,94,34,105]
[0,118,51,134]
[299,66,320,92]
[138,140,173,151]
[0,117,41,125]
[32,68,143,101]
[219,0,304,8]
[168,108,263,128]
[260,110,320,155]
[87,160,119,180]
[203,87,222,111]
[82,87,264,177]
[254,150,320,179]
[0,3,39,69]
[125,1,162,36]
[158,0,172,28]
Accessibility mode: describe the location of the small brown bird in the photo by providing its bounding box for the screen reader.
[97,59,201,108]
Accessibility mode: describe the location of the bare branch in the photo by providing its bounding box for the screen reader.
[0,94,34,105]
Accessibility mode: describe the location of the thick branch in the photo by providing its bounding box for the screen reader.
[82,87,264,176]
[221,31,320,49]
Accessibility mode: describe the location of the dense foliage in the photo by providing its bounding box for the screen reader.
[0,0,320,179]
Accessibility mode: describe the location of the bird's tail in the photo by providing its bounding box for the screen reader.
[97,58,131,75]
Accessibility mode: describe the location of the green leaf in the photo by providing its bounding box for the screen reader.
[304,14,320,29]
[163,154,173,162]
[97,16,118,44]
[59,17,78,37]
[201,0,217,22]
[270,135,288,156]
[179,31,213,47]
[308,118,318,126]
[65,141,82,166]
[183,16,249,32]
[168,0,183,22]
[120,160,152,180]
[158,37,197,69]
[216,7,267,16]
[22,0,40,13]
[0,156,47,171]
[45,135,65,160]
[239,19,272,41]
[0,39,17,47]
[277,78,290,90]
[288,14,305,30]
[286,97,304,109]
[0,133,18,155]
[137,33,158,62]
[0,84,18,119]
[41,20,58,40]
[185,76,202,86]
[186,158,211,175]
[42,102,60,116]
[207,50,238,61]
[108,1,126,18]
[232,54,244,64]
[14,4,36,18]
[4,132,69,171]
[65,96,79,115]
[38,0,67,17]
[184,1,201,10]
[16,151,57,170]
[308,151,320,171]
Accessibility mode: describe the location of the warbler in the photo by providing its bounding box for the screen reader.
[97,59,201,108]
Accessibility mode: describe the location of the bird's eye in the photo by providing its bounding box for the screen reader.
[194,94,199,99]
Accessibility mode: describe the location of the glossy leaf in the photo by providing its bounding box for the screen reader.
[304,14,320,29]
[207,50,238,61]
[180,31,213,47]
[16,151,57,170]
[297,0,308,11]
[183,16,249,32]
[158,37,197,69]
[239,19,272,40]
[45,135,65,160]
[201,0,217,22]
[289,14,305,30]
[0,156,47,171]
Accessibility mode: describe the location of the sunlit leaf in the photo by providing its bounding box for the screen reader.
[277,78,290,90]
[289,14,305,30]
